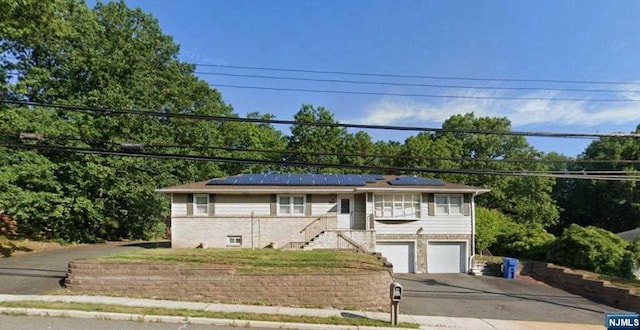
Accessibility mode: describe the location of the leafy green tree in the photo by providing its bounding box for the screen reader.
[555,130,640,233]
[436,113,559,227]
[0,0,244,242]
[286,104,349,173]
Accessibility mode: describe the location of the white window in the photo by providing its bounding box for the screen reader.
[374,194,421,219]
[278,195,305,215]
[435,194,464,215]
[194,194,209,216]
[227,235,242,246]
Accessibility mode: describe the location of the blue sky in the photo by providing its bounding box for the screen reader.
[108,1,640,156]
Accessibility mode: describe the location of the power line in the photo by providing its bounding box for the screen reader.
[2,142,638,181]
[5,53,640,86]
[3,99,640,139]
[193,63,640,86]
[195,71,638,94]
[5,130,640,166]
[210,83,640,102]
[6,71,636,102]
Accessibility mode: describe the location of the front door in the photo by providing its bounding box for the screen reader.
[337,194,354,229]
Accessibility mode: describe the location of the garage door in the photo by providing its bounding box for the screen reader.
[427,242,466,273]
[376,242,415,273]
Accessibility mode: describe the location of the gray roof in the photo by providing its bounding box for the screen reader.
[617,228,640,242]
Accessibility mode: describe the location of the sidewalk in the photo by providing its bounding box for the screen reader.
[0,294,604,329]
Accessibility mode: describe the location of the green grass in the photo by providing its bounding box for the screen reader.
[0,301,419,328]
[95,248,386,274]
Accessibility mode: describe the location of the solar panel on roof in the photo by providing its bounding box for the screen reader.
[206,173,387,186]
[389,176,445,186]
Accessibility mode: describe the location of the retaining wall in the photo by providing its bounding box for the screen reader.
[521,261,640,312]
[65,261,393,310]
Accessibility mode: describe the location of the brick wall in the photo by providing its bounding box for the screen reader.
[521,261,640,312]
[171,216,322,249]
[66,261,393,310]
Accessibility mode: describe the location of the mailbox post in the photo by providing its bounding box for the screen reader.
[389,282,402,326]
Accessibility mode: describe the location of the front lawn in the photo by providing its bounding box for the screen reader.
[0,301,419,328]
[95,248,387,274]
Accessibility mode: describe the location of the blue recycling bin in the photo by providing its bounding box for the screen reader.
[503,257,519,279]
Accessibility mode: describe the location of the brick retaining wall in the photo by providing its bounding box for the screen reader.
[65,261,393,310]
[521,261,640,312]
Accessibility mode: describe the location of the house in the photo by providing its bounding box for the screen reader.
[617,228,640,243]
[156,174,490,274]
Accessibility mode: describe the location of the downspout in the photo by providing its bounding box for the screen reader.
[251,212,254,249]
[470,191,478,271]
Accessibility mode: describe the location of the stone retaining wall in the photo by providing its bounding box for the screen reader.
[65,261,393,310]
[521,261,640,312]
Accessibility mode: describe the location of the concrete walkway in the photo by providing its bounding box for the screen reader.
[0,294,605,329]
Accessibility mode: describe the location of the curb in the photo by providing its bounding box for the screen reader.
[0,307,405,330]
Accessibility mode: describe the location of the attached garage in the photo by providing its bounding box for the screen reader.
[376,241,415,273]
[427,241,467,273]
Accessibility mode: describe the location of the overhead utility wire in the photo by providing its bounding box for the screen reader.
[195,72,638,94]
[4,100,640,139]
[5,70,635,101]
[209,83,640,102]
[3,142,637,181]
[4,54,639,86]
[193,64,640,86]
[6,130,640,166]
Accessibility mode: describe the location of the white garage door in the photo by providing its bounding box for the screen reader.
[427,242,466,273]
[376,242,415,273]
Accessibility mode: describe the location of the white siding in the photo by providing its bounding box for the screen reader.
[215,195,271,216]
[374,216,471,235]
[171,196,187,216]
[311,195,336,216]
[422,215,472,234]
[366,192,471,235]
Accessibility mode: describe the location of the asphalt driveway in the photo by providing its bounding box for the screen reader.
[0,241,168,294]
[395,273,624,324]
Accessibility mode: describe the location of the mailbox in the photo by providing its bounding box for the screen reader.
[390,282,403,301]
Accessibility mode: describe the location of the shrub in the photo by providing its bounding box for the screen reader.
[475,207,517,252]
[549,224,631,277]
[491,223,555,260]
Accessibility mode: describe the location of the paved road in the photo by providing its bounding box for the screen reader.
[0,314,271,330]
[0,241,167,294]
[396,273,621,325]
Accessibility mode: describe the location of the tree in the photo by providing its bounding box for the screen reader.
[555,130,640,233]
[286,104,349,173]
[435,113,559,227]
[0,0,242,242]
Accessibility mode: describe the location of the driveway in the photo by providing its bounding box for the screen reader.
[396,273,623,324]
[0,241,168,294]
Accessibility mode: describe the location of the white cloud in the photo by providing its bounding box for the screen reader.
[357,90,640,128]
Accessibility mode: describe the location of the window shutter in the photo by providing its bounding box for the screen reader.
[463,194,471,216]
[270,194,277,216]
[427,193,435,216]
[186,194,193,216]
[305,194,312,216]
[208,194,215,216]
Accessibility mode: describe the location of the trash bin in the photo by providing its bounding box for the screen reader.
[502,257,519,279]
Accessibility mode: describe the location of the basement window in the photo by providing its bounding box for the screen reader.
[227,235,242,247]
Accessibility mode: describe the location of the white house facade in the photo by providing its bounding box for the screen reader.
[157,174,489,274]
